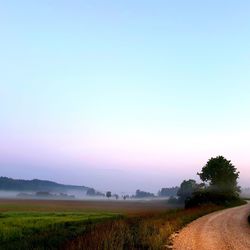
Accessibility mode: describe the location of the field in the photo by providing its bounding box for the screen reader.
[0,199,222,250]
[0,211,117,250]
[0,198,177,214]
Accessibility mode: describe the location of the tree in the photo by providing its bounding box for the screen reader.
[113,194,119,200]
[135,189,155,198]
[106,191,112,199]
[158,186,179,197]
[177,179,200,202]
[86,188,96,196]
[197,156,240,195]
[122,195,129,200]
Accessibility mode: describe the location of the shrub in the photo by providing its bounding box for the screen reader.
[168,196,179,204]
[185,190,246,208]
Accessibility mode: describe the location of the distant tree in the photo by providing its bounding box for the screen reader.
[122,195,129,200]
[177,179,200,202]
[158,187,179,197]
[135,190,155,198]
[86,188,96,196]
[197,156,240,195]
[86,188,105,197]
[113,194,119,200]
[95,191,105,197]
[106,191,112,199]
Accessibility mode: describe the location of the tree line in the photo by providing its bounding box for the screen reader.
[90,156,244,209]
[176,155,243,208]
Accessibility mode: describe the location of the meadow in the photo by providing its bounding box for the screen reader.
[0,199,222,250]
[0,211,118,250]
[0,198,175,214]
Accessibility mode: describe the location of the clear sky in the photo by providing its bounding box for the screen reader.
[1,1,250,193]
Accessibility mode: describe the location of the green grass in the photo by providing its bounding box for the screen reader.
[0,211,119,250]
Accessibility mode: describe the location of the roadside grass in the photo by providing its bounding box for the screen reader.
[225,198,247,207]
[0,211,119,250]
[65,204,223,250]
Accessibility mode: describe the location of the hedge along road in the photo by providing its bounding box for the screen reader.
[173,203,250,250]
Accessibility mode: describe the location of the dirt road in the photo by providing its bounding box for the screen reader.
[173,203,250,250]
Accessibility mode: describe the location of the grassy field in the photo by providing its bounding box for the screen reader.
[0,199,222,250]
[0,198,177,250]
[0,211,118,250]
[0,198,176,214]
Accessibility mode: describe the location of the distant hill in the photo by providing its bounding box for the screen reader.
[0,176,91,193]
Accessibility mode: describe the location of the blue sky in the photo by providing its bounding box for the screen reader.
[0,1,250,193]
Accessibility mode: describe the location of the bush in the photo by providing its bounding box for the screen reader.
[185,190,246,208]
[168,196,180,204]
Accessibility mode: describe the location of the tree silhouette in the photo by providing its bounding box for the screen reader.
[177,179,199,202]
[197,156,240,195]
[106,191,111,199]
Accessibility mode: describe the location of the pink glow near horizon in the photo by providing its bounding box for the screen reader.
[1,127,249,183]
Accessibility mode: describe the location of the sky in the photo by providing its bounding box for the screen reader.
[0,1,250,193]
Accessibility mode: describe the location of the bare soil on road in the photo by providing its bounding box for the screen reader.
[173,203,250,250]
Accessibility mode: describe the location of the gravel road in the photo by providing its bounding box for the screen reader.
[173,203,250,250]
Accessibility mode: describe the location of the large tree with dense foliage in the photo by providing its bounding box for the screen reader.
[197,156,240,195]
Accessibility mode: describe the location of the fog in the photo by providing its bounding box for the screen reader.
[0,191,20,198]
[0,190,102,200]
